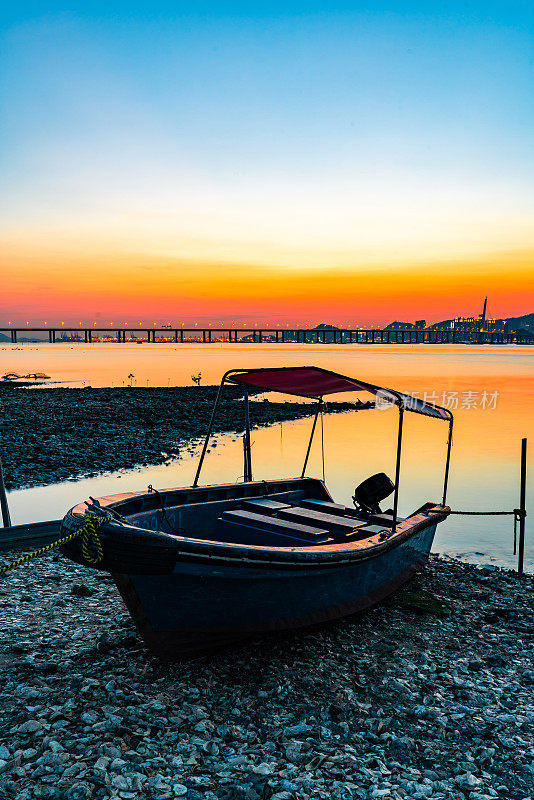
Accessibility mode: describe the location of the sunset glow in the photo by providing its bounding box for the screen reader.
[1,1,533,325]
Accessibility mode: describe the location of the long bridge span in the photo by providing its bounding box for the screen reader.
[1,326,532,345]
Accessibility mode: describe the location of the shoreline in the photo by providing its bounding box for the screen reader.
[0,386,370,492]
[0,552,531,799]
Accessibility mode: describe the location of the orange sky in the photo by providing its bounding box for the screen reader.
[2,6,534,327]
[2,237,532,326]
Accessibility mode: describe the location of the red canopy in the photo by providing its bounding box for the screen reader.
[228,366,451,421]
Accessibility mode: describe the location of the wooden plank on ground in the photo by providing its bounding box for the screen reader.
[0,520,62,552]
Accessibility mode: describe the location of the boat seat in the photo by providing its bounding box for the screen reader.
[218,509,330,545]
[356,523,390,535]
[368,512,406,527]
[300,498,351,516]
[242,498,292,514]
[277,507,366,533]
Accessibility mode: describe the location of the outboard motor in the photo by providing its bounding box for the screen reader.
[353,473,395,515]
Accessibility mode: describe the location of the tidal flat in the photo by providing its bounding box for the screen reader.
[0,386,367,491]
[0,553,531,800]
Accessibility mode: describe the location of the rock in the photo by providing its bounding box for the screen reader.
[70,583,94,597]
[283,722,313,737]
[65,783,92,800]
[15,720,42,734]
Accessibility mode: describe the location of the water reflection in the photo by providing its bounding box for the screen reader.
[3,343,532,570]
[6,406,533,571]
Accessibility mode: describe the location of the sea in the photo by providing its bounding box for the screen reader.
[2,342,533,571]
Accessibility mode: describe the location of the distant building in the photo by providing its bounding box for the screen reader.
[385,321,415,330]
[415,320,426,329]
[440,298,506,335]
[452,316,505,334]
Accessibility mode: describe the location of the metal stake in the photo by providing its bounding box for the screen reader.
[0,455,12,528]
[518,437,527,575]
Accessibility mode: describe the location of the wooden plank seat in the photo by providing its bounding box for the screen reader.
[277,507,366,533]
[368,512,406,527]
[242,498,291,514]
[355,523,390,535]
[219,509,330,544]
[300,498,352,516]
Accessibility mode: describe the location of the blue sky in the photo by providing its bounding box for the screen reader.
[1,1,533,323]
[2,3,533,217]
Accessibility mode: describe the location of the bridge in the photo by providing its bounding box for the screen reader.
[1,326,532,344]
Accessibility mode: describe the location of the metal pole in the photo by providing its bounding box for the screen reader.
[243,389,252,482]
[301,400,322,477]
[192,377,227,487]
[518,437,527,575]
[442,417,454,506]
[392,405,404,532]
[0,455,12,528]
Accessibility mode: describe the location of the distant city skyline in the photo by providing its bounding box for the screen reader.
[1,298,531,330]
[1,1,533,323]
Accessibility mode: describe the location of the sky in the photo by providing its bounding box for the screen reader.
[1,1,533,326]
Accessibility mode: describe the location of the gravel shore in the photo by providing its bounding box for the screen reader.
[0,387,368,491]
[0,553,531,800]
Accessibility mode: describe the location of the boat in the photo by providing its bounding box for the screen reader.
[60,366,454,659]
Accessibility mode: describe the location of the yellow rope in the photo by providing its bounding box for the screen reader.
[0,514,107,576]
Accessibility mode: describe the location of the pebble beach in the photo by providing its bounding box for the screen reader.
[0,386,532,800]
[0,552,532,800]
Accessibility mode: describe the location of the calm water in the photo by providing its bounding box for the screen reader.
[2,343,533,570]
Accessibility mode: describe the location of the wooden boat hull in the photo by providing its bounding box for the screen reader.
[112,520,438,659]
[60,478,448,659]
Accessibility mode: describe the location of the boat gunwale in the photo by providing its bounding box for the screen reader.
[62,484,449,569]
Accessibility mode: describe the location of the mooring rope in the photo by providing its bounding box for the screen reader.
[448,508,526,557]
[0,512,107,576]
[148,484,185,535]
[449,510,515,515]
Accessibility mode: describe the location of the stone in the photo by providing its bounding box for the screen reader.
[65,783,92,800]
[15,720,42,734]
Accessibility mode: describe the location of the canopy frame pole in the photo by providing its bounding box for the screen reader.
[192,375,229,487]
[243,389,253,482]
[442,418,454,506]
[301,399,322,478]
[392,404,404,532]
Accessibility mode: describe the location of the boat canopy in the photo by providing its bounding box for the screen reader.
[228,366,451,421]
